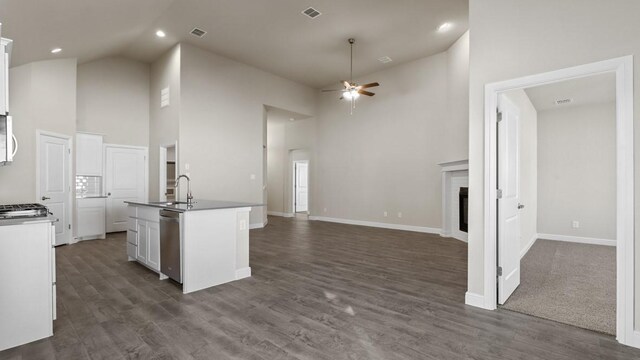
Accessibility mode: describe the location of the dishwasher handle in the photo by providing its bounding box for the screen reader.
[159,209,180,219]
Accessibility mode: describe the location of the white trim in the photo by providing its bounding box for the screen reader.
[464,292,488,309]
[35,130,73,245]
[158,141,178,202]
[249,222,265,229]
[309,216,441,234]
[628,331,640,349]
[439,159,469,172]
[235,267,251,280]
[481,55,634,347]
[537,233,615,247]
[267,211,294,218]
[520,234,538,259]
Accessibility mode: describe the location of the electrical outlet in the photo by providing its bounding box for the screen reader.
[185,163,190,170]
[250,174,256,180]
[239,220,247,230]
[572,220,580,229]
[383,211,388,217]
[397,212,402,218]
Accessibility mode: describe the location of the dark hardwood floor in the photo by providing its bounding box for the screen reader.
[2,216,639,359]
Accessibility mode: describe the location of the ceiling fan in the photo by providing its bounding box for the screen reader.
[322,38,380,112]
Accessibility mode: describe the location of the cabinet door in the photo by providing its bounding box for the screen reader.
[76,199,106,237]
[76,134,103,176]
[146,222,160,271]
[136,220,148,264]
[0,43,6,115]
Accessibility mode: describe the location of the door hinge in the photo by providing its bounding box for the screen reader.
[497,266,503,277]
[497,189,503,199]
[68,224,71,230]
[497,110,503,123]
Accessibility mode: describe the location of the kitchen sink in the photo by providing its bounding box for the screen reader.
[150,201,194,206]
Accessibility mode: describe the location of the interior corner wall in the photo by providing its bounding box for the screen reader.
[537,102,616,240]
[0,58,77,203]
[149,44,181,202]
[77,56,150,146]
[178,43,317,226]
[503,89,538,254]
[467,0,640,328]
[313,33,469,229]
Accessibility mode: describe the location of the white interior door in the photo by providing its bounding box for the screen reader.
[294,161,308,213]
[105,146,147,232]
[497,94,521,304]
[38,133,71,246]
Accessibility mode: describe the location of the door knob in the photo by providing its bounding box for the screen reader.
[518,203,525,209]
[41,196,50,201]
[107,192,111,196]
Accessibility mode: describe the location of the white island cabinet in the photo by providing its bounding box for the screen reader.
[125,200,256,293]
[0,218,56,351]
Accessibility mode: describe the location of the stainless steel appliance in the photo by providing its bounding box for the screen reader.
[160,209,182,283]
[0,115,16,165]
[0,203,48,219]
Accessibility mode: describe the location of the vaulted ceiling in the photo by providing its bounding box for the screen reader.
[0,0,468,88]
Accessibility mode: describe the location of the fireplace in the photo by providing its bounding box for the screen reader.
[459,187,468,232]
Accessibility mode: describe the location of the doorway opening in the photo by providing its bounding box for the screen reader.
[480,56,634,346]
[159,143,177,202]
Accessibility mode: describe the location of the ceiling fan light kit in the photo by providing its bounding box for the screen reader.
[322,38,380,114]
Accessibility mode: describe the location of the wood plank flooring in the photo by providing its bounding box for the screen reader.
[2,216,639,359]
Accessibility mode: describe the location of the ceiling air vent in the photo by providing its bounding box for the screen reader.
[302,7,322,19]
[554,98,573,105]
[190,27,207,38]
[378,56,393,64]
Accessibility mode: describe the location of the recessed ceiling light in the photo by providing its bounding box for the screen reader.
[289,118,295,122]
[51,48,62,54]
[437,22,452,32]
[156,30,166,38]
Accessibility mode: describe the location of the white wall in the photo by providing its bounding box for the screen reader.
[502,90,538,254]
[77,56,150,146]
[466,0,640,327]
[149,45,181,201]
[537,102,616,240]
[0,58,77,203]
[313,32,469,230]
[178,43,317,225]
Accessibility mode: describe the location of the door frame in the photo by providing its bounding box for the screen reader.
[35,129,73,244]
[159,141,178,201]
[481,56,634,346]
[292,160,309,213]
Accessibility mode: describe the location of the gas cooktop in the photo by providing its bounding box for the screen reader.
[0,203,49,219]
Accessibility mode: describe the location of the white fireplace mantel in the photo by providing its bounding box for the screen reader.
[439,160,469,242]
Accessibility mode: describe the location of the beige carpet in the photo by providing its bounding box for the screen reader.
[501,239,616,335]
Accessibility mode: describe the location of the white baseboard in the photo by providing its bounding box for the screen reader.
[537,233,615,247]
[465,292,487,309]
[308,216,440,235]
[249,222,265,229]
[520,234,538,259]
[235,267,251,280]
[267,211,294,218]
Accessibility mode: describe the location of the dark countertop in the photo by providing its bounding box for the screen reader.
[124,200,262,213]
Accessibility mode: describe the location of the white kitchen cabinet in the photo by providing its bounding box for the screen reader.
[76,197,106,240]
[76,133,103,176]
[0,37,12,115]
[0,220,55,351]
[126,204,161,273]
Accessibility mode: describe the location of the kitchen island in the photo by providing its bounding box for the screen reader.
[124,200,259,294]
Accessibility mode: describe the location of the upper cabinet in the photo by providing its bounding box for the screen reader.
[0,37,12,115]
[76,133,103,176]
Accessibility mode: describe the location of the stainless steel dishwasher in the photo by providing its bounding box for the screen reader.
[159,209,182,283]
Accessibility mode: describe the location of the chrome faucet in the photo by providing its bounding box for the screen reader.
[175,175,194,205]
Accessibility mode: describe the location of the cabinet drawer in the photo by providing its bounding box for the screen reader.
[127,230,138,246]
[126,206,138,218]
[138,207,160,222]
[127,242,137,259]
[128,218,137,232]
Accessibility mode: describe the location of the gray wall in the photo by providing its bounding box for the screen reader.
[312,31,469,229]
[466,0,640,327]
[149,45,181,202]
[537,102,616,240]
[77,56,150,146]
[178,43,317,225]
[0,58,77,203]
